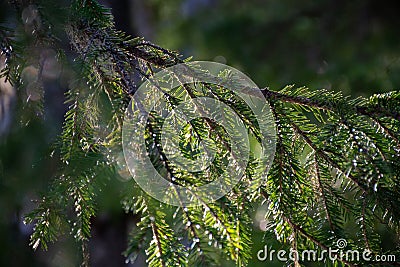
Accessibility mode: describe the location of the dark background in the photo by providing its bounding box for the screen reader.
[1,0,400,266]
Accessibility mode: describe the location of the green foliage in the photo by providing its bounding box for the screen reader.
[150,0,400,95]
[1,0,399,266]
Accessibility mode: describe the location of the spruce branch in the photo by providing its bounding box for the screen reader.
[7,0,398,266]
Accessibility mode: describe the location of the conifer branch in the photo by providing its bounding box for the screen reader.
[262,87,400,121]
[314,157,335,231]
[4,0,398,266]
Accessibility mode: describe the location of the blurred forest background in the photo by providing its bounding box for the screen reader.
[1,0,400,266]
